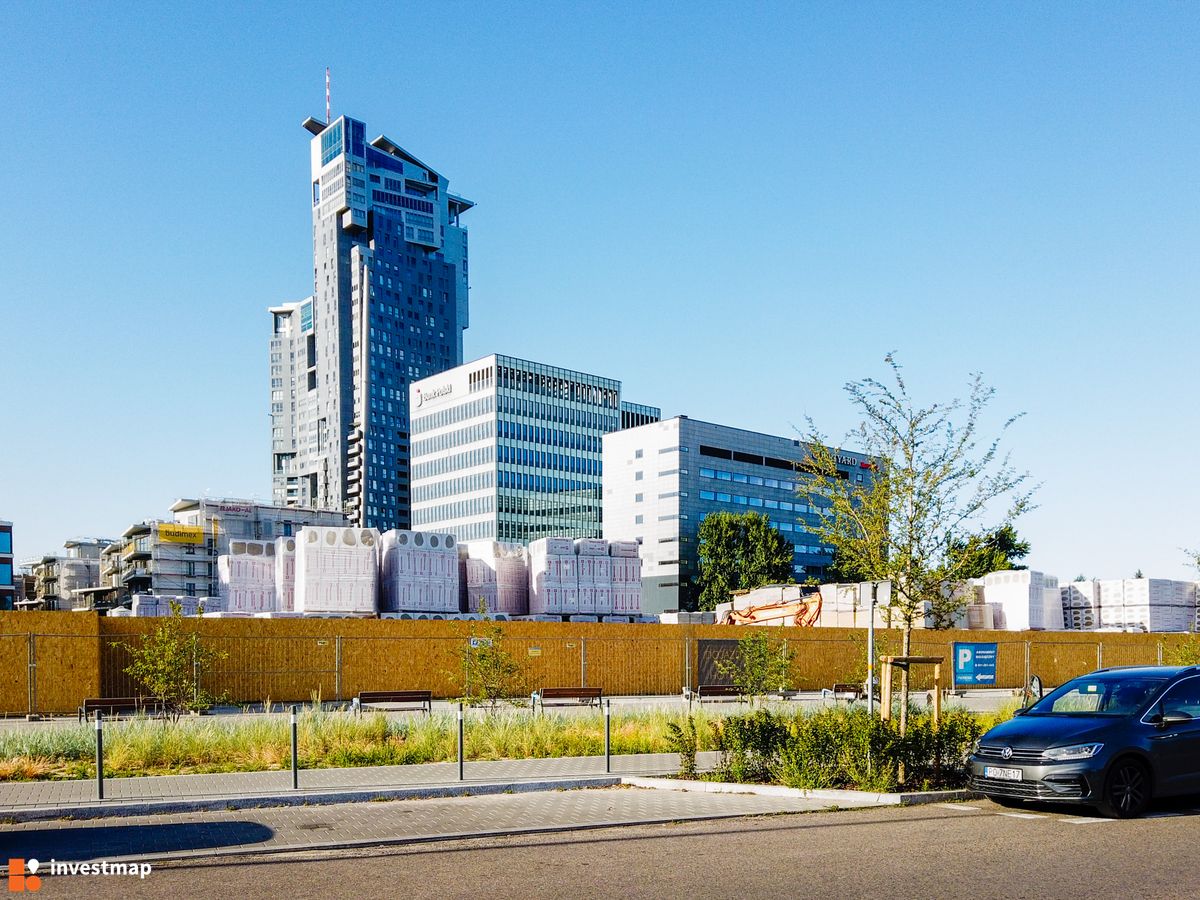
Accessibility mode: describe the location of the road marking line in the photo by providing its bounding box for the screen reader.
[998,812,1046,819]
[1060,818,1110,825]
[935,804,981,811]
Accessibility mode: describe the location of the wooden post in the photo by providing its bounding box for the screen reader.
[880,657,893,721]
[932,663,941,728]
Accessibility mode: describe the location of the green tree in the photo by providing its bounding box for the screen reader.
[458,624,525,712]
[696,511,794,611]
[1134,568,1144,579]
[717,629,793,706]
[121,601,228,722]
[805,355,1034,736]
[945,524,1031,579]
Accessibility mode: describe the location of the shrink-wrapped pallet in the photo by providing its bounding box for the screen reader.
[218,540,277,613]
[379,530,460,614]
[294,527,379,615]
[459,541,529,616]
[275,537,297,612]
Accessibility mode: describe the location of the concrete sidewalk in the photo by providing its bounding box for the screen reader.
[0,785,839,867]
[0,751,721,819]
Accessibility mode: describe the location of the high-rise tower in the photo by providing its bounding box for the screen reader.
[271,115,473,529]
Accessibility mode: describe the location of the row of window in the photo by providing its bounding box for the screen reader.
[498,469,599,494]
[412,421,494,456]
[411,396,495,435]
[499,421,602,453]
[698,489,822,515]
[413,445,494,481]
[498,392,619,431]
[699,467,797,492]
[412,470,495,504]
[413,494,495,525]
[497,365,620,409]
[499,443,601,475]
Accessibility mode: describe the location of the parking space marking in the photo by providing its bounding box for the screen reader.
[935,804,981,811]
[1060,817,1111,825]
[998,812,1047,820]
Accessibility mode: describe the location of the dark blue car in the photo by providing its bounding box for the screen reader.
[970,666,1200,818]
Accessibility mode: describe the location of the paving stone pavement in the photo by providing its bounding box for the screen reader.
[0,752,721,810]
[0,786,833,864]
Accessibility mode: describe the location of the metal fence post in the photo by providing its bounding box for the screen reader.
[580,638,587,687]
[604,699,611,774]
[684,638,691,695]
[334,635,342,703]
[457,702,465,781]
[290,705,299,790]
[1158,642,1164,666]
[1024,641,1031,692]
[1097,642,1103,670]
[95,710,105,800]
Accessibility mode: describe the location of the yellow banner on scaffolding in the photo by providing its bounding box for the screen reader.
[157,524,205,545]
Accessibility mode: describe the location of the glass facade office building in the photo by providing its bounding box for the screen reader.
[270,115,474,531]
[410,355,660,543]
[602,417,872,614]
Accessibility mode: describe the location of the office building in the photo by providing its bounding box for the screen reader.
[0,520,13,610]
[602,416,871,614]
[409,354,660,544]
[270,114,474,531]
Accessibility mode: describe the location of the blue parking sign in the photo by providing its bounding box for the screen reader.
[953,642,997,686]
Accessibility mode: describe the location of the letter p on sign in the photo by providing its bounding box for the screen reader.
[958,648,972,669]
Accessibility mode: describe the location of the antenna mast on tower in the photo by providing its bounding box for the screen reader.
[325,67,331,124]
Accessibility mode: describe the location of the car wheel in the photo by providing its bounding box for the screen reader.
[1099,758,1151,819]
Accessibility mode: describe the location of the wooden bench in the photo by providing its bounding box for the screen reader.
[830,682,863,700]
[77,697,163,722]
[356,690,432,714]
[538,687,603,709]
[695,684,741,701]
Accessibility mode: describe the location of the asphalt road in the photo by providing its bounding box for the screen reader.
[29,797,1200,900]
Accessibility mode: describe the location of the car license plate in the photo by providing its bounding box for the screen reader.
[984,766,1022,781]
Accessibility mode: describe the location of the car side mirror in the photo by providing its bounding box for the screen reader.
[1161,713,1193,727]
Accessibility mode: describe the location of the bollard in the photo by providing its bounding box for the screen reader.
[604,699,611,774]
[291,705,299,790]
[95,710,104,801]
[457,702,465,781]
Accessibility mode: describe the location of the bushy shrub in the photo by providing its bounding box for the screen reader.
[711,709,788,783]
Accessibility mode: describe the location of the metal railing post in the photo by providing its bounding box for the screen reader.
[1158,642,1164,666]
[95,710,105,800]
[291,704,299,790]
[604,699,611,774]
[581,638,587,687]
[1024,641,1031,692]
[457,702,465,781]
[1097,642,1103,670]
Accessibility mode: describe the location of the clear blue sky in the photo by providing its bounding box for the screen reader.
[2,3,1197,579]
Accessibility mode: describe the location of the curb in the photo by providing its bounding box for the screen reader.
[621,777,979,807]
[0,776,623,823]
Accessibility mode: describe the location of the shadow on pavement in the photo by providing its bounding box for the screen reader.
[0,822,275,861]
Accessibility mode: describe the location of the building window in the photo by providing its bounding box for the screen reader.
[634,449,643,459]
[634,515,643,525]
[635,471,643,481]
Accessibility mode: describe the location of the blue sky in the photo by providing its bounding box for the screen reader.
[2,3,1197,579]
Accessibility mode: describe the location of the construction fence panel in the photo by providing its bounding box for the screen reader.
[33,634,102,715]
[1098,639,1161,671]
[580,637,685,696]
[0,634,30,717]
[788,638,860,691]
[1029,640,1101,689]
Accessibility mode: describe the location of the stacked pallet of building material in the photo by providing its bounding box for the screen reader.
[1097,579,1194,633]
[459,541,529,616]
[576,538,612,616]
[217,540,277,613]
[378,530,460,614]
[274,537,297,612]
[294,527,379,616]
[528,537,578,616]
[1060,581,1099,630]
[982,570,1059,631]
[609,540,642,616]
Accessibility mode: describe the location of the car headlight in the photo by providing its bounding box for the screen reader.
[1043,743,1104,761]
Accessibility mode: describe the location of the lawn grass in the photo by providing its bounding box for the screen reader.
[0,707,722,781]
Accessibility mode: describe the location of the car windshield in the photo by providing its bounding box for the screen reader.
[1025,675,1167,717]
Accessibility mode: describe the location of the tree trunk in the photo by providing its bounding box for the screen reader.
[898,626,912,786]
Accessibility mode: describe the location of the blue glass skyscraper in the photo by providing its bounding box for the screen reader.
[271,115,473,530]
